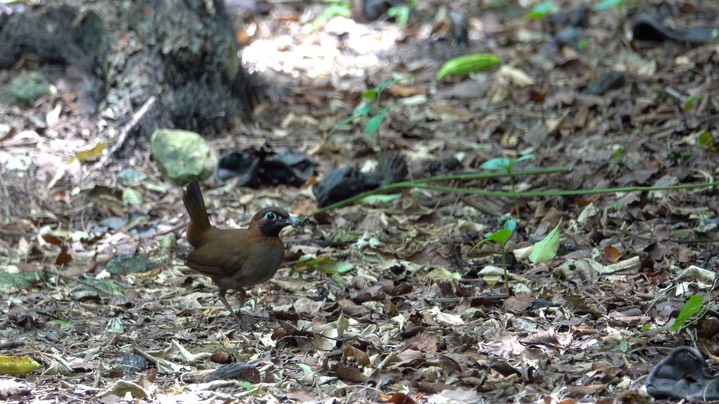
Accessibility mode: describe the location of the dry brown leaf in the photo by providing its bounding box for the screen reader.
[603,245,622,262]
[387,84,427,97]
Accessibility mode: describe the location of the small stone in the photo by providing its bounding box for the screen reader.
[150,129,216,185]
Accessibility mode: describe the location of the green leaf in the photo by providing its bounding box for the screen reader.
[578,37,591,50]
[76,278,126,296]
[47,319,75,329]
[117,169,147,186]
[486,229,513,244]
[592,0,625,11]
[312,2,351,30]
[122,187,142,206]
[610,146,625,162]
[365,108,388,137]
[683,94,703,110]
[363,78,404,100]
[529,220,562,263]
[294,258,354,275]
[388,4,411,26]
[619,340,629,353]
[481,154,535,171]
[510,154,536,166]
[480,157,511,171]
[697,130,716,151]
[423,267,462,281]
[335,262,354,274]
[298,363,314,376]
[503,218,517,232]
[354,101,373,118]
[0,356,40,376]
[105,317,125,334]
[436,54,503,80]
[527,1,556,19]
[670,294,704,332]
[474,228,513,249]
[358,194,402,205]
[331,224,359,243]
[362,89,378,101]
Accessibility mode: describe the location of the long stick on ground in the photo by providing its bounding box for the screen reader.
[98,96,156,169]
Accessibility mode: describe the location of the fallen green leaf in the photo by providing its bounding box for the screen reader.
[697,130,716,151]
[0,356,40,376]
[671,294,704,332]
[422,267,462,281]
[294,258,354,275]
[529,220,562,263]
[358,194,402,205]
[436,53,502,80]
[122,188,142,206]
[47,319,75,330]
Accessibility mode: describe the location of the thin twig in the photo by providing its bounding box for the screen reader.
[133,219,188,243]
[0,340,25,350]
[0,170,9,223]
[42,266,116,296]
[425,294,510,303]
[98,96,156,169]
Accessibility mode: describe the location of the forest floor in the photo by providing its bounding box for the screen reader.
[2,0,719,402]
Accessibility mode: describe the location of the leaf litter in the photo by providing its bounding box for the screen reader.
[2,0,719,402]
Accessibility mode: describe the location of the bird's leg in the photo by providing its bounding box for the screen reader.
[217,289,244,326]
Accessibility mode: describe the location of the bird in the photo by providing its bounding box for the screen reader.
[182,179,309,325]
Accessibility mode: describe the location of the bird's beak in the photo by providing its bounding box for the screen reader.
[287,216,310,228]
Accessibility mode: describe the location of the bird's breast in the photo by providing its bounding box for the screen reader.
[234,239,285,287]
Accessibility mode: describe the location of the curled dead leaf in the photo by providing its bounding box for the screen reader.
[495,65,535,86]
[604,244,622,262]
[345,346,371,367]
[380,392,418,404]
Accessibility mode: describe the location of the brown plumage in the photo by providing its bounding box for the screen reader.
[182,179,308,325]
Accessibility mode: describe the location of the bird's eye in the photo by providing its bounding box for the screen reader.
[264,211,277,221]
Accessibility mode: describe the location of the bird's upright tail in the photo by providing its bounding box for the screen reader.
[182,179,211,246]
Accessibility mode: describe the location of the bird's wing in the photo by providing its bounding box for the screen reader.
[185,233,252,277]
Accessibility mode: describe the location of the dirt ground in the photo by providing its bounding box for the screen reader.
[2,0,719,402]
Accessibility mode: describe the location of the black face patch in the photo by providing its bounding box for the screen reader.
[256,209,291,237]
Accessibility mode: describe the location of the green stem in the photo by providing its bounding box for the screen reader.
[374,93,391,185]
[404,181,719,197]
[316,178,719,212]
[507,169,519,217]
[412,166,574,183]
[501,243,509,295]
[376,129,391,184]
